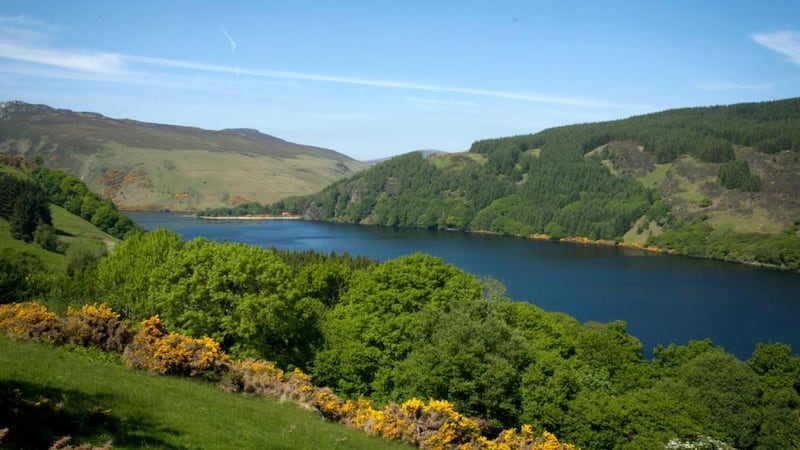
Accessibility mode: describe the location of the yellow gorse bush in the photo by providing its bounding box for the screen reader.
[123,315,230,378]
[0,302,60,341]
[63,303,134,352]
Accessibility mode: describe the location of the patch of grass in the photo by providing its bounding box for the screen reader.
[599,159,619,176]
[707,205,781,234]
[50,204,118,253]
[622,216,663,244]
[428,152,486,170]
[0,337,409,450]
[636,162,671,188]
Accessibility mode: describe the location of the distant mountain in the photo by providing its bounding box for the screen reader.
[286,97,800,270]
[0,101,366,211]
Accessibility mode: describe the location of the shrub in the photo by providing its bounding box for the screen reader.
[123,316,230,378]
[62,304,134,353]
[0,302,61,341]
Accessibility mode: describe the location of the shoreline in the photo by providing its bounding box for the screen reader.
[197,215,302,220]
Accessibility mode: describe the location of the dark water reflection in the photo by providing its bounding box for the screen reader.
[126,212,800,358]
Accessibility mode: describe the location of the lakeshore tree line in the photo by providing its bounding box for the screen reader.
[2,160,799,448]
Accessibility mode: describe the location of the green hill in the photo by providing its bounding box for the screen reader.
[279,97,800,270]
[0,101,366,211]
[0,161,130,309]
[0,337,407,449]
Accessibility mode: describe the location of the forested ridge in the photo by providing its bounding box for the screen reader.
[231,97,800,270]
[3,160,800,448]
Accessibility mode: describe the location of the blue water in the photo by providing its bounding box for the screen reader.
[126,212,800,358]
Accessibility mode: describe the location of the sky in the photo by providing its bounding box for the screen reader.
[0,1,798,160]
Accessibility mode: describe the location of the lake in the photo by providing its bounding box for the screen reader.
[125,212,800,359]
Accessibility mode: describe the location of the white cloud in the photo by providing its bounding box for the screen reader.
[753,30,800,65]
[0,42,124,73]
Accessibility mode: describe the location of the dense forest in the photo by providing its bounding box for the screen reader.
[3,160,800,448]
[204,98,800,270]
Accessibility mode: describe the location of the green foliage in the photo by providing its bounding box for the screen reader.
[32,166,139,239]
[290,149,652,242]
[675,352,762,448]
[718,158,762,191]
[96,228,184,319]
[0,249,48,302]
[96,230,334,368]
[33,221,59,251]
[0,172,52,242]
[312,254,484,398]
[391,296,530,430]
[648,219,800,270]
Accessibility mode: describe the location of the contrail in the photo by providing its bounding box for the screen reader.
[220,25,236,52]
[220,25,239,76]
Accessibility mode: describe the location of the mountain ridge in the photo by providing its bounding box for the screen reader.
[0,101,367,211]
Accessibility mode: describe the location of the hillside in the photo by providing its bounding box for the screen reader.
[282,97,800,269]
[0,101,366,211]
[0,337,407,450]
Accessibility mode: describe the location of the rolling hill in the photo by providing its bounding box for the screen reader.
[282,97,800,270]
[0,101,366,211]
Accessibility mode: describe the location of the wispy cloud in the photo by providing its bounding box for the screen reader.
[0,43,627,108]
[698,81,774,91]
[0,15,629,109]
[0,15,60,43]
[0,42,124,73]
[752,30,800,65]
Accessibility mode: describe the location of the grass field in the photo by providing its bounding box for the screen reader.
[50,204,118,253]
[0,338,409,449]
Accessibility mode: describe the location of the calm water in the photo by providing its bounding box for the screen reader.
[126,212,800,359]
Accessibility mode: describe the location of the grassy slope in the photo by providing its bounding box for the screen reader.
[601,142,800,236]
[74,145,363,211]
[0,219,63,272]
[50,204,118,253]
[0,204,118,272]
[0,338,408,450]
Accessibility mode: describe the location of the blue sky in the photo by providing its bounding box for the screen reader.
[0,1,798,160]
